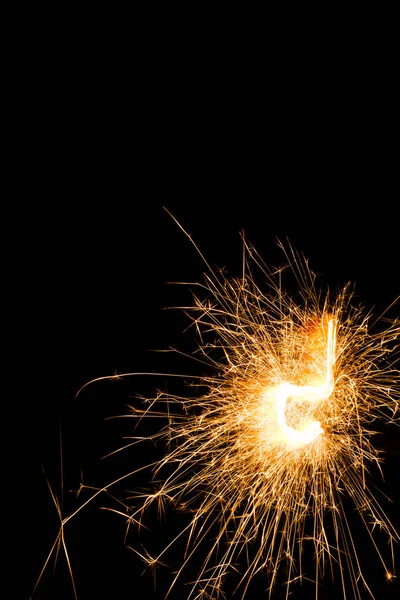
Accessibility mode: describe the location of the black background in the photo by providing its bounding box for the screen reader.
[17,17,399,600]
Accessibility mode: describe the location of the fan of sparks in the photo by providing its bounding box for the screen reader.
[59,230,399,600]
[110,232,399,600]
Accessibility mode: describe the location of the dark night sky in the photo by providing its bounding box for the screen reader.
[19,25,399,600]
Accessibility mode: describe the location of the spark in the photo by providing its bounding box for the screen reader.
[116,231,398,599]
[33,219,399,600]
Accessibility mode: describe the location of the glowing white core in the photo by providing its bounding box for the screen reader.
[273,319,336,447]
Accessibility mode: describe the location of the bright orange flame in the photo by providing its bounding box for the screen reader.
[34,228,399,600]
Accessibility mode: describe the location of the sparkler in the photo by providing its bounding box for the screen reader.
[34,216,399,600]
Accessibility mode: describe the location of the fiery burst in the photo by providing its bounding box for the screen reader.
[33,223,399,600]
[116,232,399,600]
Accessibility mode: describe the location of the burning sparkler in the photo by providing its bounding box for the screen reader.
[33,215,399,600]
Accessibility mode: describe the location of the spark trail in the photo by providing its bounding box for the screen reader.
[34,222,399,600]
[112,230,399,599]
